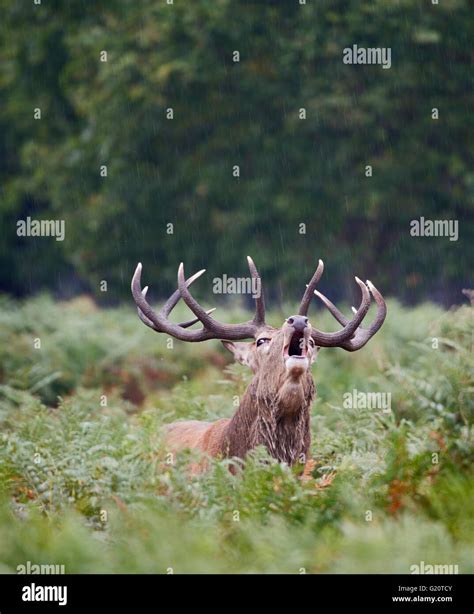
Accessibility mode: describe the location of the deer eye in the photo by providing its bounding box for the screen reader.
[256,338,271,347]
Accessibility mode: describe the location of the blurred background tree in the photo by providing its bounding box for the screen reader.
[0,0,472,306]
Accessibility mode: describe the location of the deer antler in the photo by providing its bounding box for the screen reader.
[131,258,266,342]
[298,261,386,349]
[135,272,217,331]
[298,259,325,317]
[312,280,386,350]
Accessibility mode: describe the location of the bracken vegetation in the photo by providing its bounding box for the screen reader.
[0,297,472,573]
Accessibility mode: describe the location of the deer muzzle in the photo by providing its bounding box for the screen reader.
[283,316,312,374]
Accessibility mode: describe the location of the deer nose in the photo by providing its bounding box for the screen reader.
[286,315,309,332]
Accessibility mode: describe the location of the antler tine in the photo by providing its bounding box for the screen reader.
[362,280,387,338]
[312,280,387,351]
[313,289,348,326]
[247,256,265,325]
[177,263,217,329]
[161,268,207,317]
[136,279,216,331]
[299,260,324,316]
[310,277,372,347]
[178,308,217,329]
[136,286,159,331]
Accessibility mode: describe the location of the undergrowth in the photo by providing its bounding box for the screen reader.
[0,296,472,573]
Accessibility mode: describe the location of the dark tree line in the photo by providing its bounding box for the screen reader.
[0,0,472,306]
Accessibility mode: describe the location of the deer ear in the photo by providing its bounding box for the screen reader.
[311,346,321,364]
[221,341,255,370]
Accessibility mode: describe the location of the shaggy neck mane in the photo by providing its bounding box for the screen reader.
[222,377,315,465]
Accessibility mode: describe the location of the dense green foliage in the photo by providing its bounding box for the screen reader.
[0,298,472,572]
[0,0,472,303]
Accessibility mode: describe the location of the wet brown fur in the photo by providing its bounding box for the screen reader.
[164,326,316,470]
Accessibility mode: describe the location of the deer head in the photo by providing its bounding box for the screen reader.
[131,257,386,466]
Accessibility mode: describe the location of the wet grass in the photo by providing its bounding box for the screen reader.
[0,296,472,573]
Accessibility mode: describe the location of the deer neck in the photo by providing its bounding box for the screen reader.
[223,376,315,465]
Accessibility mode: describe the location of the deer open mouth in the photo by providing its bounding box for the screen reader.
[283,330,308,360]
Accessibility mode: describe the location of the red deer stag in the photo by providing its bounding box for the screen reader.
[131,258,386,468]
